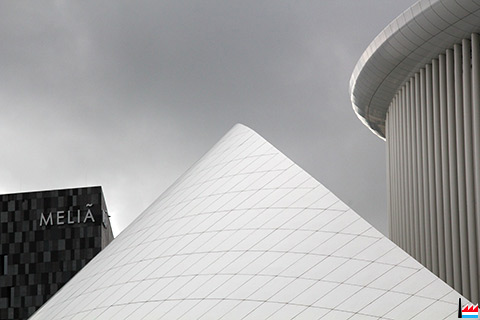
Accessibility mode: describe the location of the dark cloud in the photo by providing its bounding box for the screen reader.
[0,0,418,234]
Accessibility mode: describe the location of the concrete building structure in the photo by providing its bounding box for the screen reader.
[350,0,480,303]
[30,125,467,320]
[0,186,114,319]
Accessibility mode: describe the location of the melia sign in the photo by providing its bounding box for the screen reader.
[39,203,96,226]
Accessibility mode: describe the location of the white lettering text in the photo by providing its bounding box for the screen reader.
[40,212,53,226]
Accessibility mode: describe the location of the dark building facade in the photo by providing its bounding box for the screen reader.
[0,186,114,319]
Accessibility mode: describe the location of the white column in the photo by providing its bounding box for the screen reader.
[402,86,412,254]
[396,95,403,247]
[462,39,478,303]
[426,63,439,275]
[439,53,453,286]
[447,48,462,292]
[389,103,396,243]
[410,78,421,261]
[415,72,426,266]
[471,34,480,298]
[392,96,399,245]
[420,67,432,270]
[386,109,392,239]
[407,82,416,257]
[398,90,406,250]
[432,58,446,279]
[455,43,470,296]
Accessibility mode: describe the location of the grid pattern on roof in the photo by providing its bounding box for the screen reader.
[30,124,466,319]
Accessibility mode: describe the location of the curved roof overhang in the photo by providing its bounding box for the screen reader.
[349,0,480,140]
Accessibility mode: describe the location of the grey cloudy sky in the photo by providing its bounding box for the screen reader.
[0,0,418,236]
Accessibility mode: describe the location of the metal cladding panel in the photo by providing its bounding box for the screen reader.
[30,125,467,320]
[350,0,480,139]
[0,186,114,320]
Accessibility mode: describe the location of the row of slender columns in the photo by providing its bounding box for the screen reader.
[386,33,480,303]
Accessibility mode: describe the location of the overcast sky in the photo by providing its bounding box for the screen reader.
[0,0,419,236]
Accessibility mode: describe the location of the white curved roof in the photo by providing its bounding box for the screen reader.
[350,0,480,139]
[30,124,466,319]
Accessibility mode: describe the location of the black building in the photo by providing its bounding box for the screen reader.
[0,186,114,319]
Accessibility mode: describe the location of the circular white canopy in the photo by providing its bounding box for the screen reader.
[350,0,480,139]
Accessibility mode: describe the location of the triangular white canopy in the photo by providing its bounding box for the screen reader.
[31,124,466,319]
